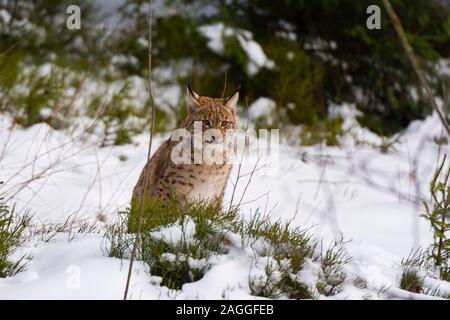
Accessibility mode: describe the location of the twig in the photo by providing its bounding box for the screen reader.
[382,0,450,136]
[73,147,107,216]
[0,99,109,201]
[297,179,363,185]
[0,39,25,58]
[238,190,270,207]
[236,156,261,208]
[227,97,250,213]
[123,0,156,300]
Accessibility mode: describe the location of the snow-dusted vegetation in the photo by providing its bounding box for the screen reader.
[0,109,449,299]
[0,0,449,300]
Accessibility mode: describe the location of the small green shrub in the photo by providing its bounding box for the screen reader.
[0,57,69,128]
[140,216,225,290]
[400,249,449,299]
[103,210,132,259]
[105,198,237,290]
[400,155,450,298]
[263,40,324,128]
[315,237,350,296]
[105,199,349,296]
[400,268,424,294]
[244,213,349,299]
[422,156,450,281]
[127,196,237,233]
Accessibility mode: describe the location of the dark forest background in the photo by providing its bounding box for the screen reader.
[0,0,449,145]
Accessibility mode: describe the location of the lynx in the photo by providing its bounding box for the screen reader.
[132,85,239,206]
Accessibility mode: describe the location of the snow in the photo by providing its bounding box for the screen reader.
[111,55,139,68]
[438,59,450,76]
[0,105,449,299]
[199,23,226,54]
[36,63,53,78]
[152,219,196,243]
[0,9,11,24]
[0,234,158,300]
[236,33,275,75]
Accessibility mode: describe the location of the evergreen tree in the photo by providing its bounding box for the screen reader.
[120,0,450,135]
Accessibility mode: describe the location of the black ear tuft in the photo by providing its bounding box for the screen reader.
[225,92,238,103]
[187,80,194,96]
[186,81,200,100]
[225,84,242,103]
[186,81,201,113]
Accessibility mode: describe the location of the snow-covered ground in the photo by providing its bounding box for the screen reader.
[0,106,449,299]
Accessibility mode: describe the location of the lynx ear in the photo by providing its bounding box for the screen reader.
[186,83,201,113]
[225,90,239,112]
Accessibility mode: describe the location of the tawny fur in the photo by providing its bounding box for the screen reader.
[132,87,239,205]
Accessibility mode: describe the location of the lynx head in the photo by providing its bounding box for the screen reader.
[182,84,239,144]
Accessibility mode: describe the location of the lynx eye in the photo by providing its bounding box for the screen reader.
[202,120,211,127]
[221,121,230,128]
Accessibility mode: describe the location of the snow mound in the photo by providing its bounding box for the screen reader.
[0,109,449,299]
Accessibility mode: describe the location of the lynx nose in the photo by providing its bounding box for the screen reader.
[204,129,223,144]
[206,135,221,144]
